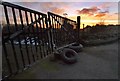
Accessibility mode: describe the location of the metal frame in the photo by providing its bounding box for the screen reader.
[48,12,78,51]
[2,2,52,79]
[1,2,80,80]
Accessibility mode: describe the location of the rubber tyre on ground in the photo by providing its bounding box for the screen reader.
[68,43,83,52]
[60,48,78,64]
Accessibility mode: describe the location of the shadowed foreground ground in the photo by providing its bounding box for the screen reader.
[0,45,2,80]
[10,41,118,79]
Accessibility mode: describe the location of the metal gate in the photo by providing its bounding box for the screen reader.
[1,2,80,80]
[48,12,78,50]
[2,2,52,79]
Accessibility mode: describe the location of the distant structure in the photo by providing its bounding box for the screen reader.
[83,24,85,29]
[63,13,68,18]
[99,19,105,25]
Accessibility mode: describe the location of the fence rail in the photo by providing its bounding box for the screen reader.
[1,1,80,80]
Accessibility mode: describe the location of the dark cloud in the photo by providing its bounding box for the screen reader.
[95,13,106,17]
[95,11,109,17]
[114,13,118,14]
[76,6,100,15]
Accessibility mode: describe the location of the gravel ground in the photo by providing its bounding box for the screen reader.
[10,41,118,79]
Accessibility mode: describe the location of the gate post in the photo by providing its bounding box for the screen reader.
[77,16,80,43]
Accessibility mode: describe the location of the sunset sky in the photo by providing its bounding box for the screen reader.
[1,0,119,28]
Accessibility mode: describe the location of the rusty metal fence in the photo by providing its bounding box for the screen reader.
[2,2,52,79]
[48,12,77,50]
[1,2,80,80]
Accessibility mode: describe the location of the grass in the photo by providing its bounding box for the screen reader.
[38,59,59,72]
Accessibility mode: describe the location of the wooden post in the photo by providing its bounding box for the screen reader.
[77,16,80,43]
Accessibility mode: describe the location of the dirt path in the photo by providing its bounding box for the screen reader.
[11,42,118,79]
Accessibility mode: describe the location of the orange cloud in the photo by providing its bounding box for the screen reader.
[95,13,106,17]
[51,7,65,14]
[95,11,109,17]
[34,2,67,14]
[76,6,100,15]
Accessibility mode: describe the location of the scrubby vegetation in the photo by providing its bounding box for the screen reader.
[81,24,119,41]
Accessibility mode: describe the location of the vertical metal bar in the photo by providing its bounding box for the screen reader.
[51,15,56,46]
[48,13,54,52]
[57,16,60,46]
[54,16,57,45]
[11,40,20,70]
[62,18,64,44]
[41,15,46,57]
[59,17,62,46]
[12,7,25,69]
[64,19,67,44]
[58,17,61,46]
[62,17,65,44]
[45,16,50,55]
[77,16,80,43]
[3,6,11,36]
[4,6,19,71]
[2,40,12,76]
[28,13,38,54]
[42,16,49,55]
[69,20,71,43]
[34,13,41,59]
[44,18,49,55]
[37,15,44,58]
[60,17,63,46]
[24,11,31,64]
[29,12,36,61]
[83,24,85,38]
[61,17,65,45]
[19,9,29,68]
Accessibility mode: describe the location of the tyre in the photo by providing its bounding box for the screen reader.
[68,43,83,52]
[60,48,78,64]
